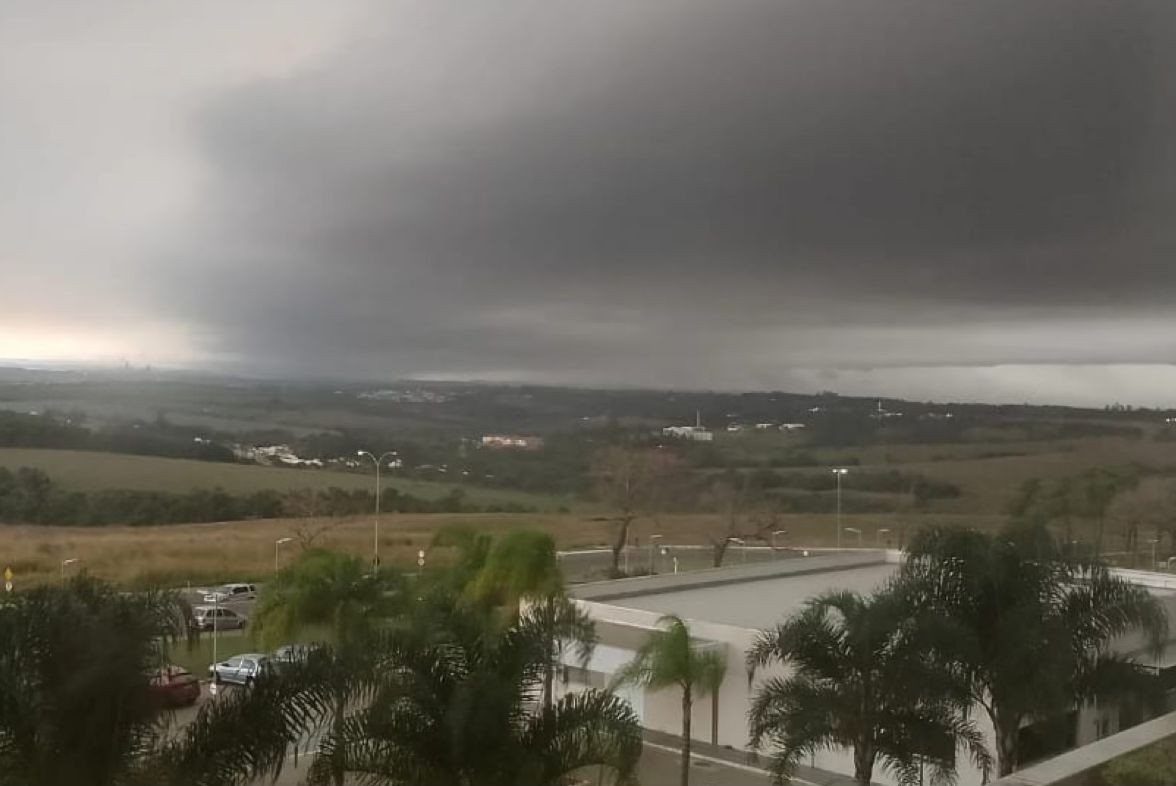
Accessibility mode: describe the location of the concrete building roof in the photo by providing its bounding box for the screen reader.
[571,551,900,631]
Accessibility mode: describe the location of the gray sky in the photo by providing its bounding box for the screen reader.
[2,1,1175,406]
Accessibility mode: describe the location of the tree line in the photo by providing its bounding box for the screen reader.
[0,410,236,462]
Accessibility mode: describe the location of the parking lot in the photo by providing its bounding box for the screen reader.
[171,686,775,786]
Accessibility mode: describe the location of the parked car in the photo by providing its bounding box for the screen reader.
[148,664,201,707]
[203,583,257,604]
[270,642,325,672]
[191,605,247,631]
[209,653,271,686]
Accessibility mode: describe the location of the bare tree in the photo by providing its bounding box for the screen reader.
[703,472,778,567]
[281,490,343,549]
[593,447,680,577]
[1108,476,1176,566]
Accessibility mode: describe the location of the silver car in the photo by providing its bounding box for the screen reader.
[203,583,257,604]
[209,653,271,686]
[192,605,247,631]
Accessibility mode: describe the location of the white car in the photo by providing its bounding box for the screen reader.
[202,583,257,604]
[192,605,248,631]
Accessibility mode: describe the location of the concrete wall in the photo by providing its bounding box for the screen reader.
[567,599,878,782]
[568,557,1176,786]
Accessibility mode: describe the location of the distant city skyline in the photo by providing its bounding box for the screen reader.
[3,2,1175,407]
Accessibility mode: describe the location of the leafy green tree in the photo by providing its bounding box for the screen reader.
[310,600,641,786]
[900,523,1167,776]
[0,576,192,786]
[612,614,726,786]
[747,589,991,786]
[466,529,563,611]
[465,530,597,711]
[521,594,596,712]
[429,523,493,592]
[0,576,312,786]
[251,549,403,786]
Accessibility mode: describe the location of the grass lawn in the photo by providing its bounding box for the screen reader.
[168,626,330,675]
[0,447,577,511]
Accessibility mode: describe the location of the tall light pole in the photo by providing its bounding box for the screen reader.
[1149,537,1160,570]
[357,450,398,570]
[274,537,293,572]
[61,558,78,582]
[876,528,890,548]
[649,534,663,574]
[832,468,849,549]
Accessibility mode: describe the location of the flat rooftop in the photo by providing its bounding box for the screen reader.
[572,551,900,630]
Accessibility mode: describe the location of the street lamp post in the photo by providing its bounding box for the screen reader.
[844,527,862,547]
[60,558,78,582]
[357,449,398,570]
[212,591,220,671]
[1149,538,1160,571]
[832,468,849,549]
[649,534,663,574]
[274,537,293,572]
[876,528,891,548]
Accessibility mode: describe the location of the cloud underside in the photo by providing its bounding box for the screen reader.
[4,1,1176,403]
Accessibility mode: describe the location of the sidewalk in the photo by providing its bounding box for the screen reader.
[642,729,867,786]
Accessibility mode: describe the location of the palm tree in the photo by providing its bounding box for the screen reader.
[612,614,726,786]
[430,523,493,593]
[250,549,403,786]
[521,594,597,711]
[900,522,1168,776]
[251,548,400,650]
[308,599,641,786]
[0,576,193,786]
[466,530,597,711]
[143,655,335,786]
[747,589,991,786]
[0,575,315,786]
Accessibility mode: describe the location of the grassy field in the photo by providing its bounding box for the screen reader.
[0,447,577,510]
[718,436,1176,515]
[0,511,1012,589]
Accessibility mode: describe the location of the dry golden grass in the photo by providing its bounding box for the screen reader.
[0,511,1008,589]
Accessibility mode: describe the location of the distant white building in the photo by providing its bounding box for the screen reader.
[663,410,714,441]
[481,434,544,450]
[778,423,806,431]
[754,423,774,430]
[662,426,714,442]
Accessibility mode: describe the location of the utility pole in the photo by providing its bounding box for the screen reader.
[832,468,849,548]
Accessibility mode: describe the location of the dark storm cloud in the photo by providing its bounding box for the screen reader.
[146,1,1176,394]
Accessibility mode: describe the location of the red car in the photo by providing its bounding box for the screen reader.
[149,665,201,708]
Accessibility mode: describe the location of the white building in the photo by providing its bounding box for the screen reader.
[562,553,1176,786]
[481,434,544,449]
[663,411,714,441]
[661,426,714,442]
